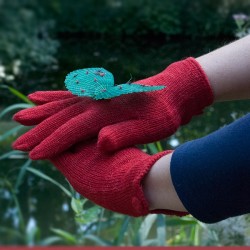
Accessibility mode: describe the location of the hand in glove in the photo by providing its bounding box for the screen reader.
[47,139,188,217]
[13,58,213,159]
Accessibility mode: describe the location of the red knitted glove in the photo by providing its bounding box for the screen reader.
[13,57,213,159]
[49,139,188,217]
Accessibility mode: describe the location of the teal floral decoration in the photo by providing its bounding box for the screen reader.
[65,68,165,100]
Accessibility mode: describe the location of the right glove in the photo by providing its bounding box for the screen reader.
[48,139,188,217]
[13,57,214,160]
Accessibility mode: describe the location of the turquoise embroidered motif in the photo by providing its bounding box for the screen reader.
[65,68,165,100]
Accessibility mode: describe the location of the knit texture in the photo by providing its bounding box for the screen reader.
[13,57,214,160]
[50,141,188,217]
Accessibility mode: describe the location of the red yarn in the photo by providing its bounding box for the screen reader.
[13,57,213,160]
[12,57,213,217]
[51,140,188,217]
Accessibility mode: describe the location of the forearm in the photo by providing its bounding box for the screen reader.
[143,113,250,223]
[196,35,250,102]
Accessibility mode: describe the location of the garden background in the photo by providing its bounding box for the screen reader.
[0,0,250,246]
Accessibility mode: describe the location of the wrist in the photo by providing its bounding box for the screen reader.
[142,151,187,212]
[162,58,214,124]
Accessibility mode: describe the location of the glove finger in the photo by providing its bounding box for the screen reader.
[28,91,74,105]
[51,138,97,162]
[29,109,107,160]
[98,120,166,152]
[13,96,82,126]
[12,99,93,151]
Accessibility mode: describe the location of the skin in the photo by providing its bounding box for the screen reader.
[143,35,250,212]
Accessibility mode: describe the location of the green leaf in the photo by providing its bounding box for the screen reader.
[0,103,34,118]
[15,159,32,192]
[0,125,24,141]
[155,141,163,152]
[0,150,27,160]
[165,216,198,226]
[114,216,130,245]
[146,143,159,154]
[138,214,157,245]
[156,214,166,246]
[192,224,201,246]
[75,206,100,224]
[7,86,34,104]
[26,167,72,198]
[131,218,144,246]
[141,239,159,246]
[83,234,112,246]
[51,228,77,245]
[40,236,62,246]
[71,197,87,214]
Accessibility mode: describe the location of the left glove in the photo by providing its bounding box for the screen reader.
[13,58,213,160]
[43,139,188,217]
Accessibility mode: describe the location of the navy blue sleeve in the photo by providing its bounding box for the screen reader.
[170,113,250,223]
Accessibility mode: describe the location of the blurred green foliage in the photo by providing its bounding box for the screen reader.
[0,0,59,105]
[0,0,59,81]
[1,76,250,246]
[48,0,249,37]
[233,13,250,38]
[0,90,205,246]
[1,0,250,103]
[1,0,250,246]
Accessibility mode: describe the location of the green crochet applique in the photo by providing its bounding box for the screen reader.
[65,68,165,100]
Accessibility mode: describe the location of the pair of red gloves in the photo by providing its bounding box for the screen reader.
[13,58,213,217]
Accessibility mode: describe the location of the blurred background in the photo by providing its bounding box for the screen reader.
[0,0,250,246]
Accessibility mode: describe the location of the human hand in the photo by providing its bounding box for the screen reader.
[48,139,187,217]
[13,58,213,160]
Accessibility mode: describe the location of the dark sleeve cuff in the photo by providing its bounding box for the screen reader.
[170,113,250,223]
